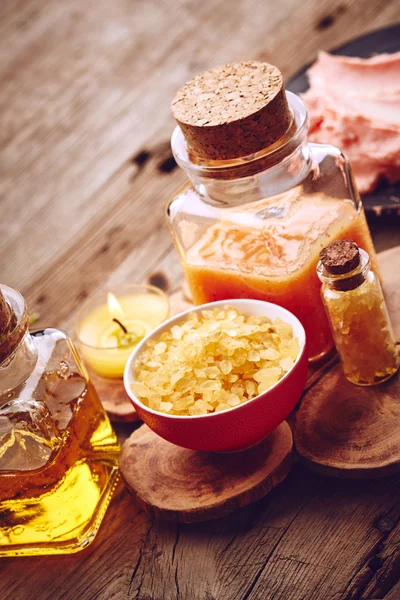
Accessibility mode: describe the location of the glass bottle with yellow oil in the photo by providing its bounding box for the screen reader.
[0,284,119,556]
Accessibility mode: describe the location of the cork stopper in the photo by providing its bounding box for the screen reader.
[320,240,360,275]
[0,286,27,363]
[0,290,13,333]
[172,61,292,161]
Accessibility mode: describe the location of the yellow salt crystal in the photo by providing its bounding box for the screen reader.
[245,380,257,396]
[215,403,231,413]
[231,382,245,396]
[170,369,185,386]
[257,378,279,394]
[189,400,213,415]
[242,369,258,380]
[199,379,222,391]
[248,350,260,362]
[280,357,294,372]
[171,325,183,339]
[220,360,233,374]
[227,393,241,407]
[254,367,281,383]
[194,368,207,378]
[196,399,213,411]
[227,329,238,337]
[154,342,167,354]
[212,389,229,404]
[288,338,300,359]
[227,309,238,321]
[147,397,162,410]
[147,360,161,368]
[173,396,195,411]
[131,382,152,398]
[207,366,220,378]
[260,348,280,360]
[275,319,293,336]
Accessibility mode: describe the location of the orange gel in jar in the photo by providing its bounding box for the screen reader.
[181,193,377,362]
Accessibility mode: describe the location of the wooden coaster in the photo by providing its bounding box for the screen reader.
[119,422,293,523]
[294,353,400,478]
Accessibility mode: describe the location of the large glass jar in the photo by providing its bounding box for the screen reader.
[0,284,120,556]
[167,91,379,362]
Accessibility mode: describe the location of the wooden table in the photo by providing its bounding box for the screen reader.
[1,1,400,598]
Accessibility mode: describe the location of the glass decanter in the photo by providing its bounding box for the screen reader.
[0,284,120,556]
[166,62,379,362]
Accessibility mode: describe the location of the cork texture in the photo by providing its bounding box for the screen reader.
[172,61,291,160]
[320,240,360,275]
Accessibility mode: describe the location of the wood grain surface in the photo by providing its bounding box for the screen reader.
[1,0,400,599]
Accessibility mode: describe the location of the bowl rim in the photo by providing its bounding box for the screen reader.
[123,298,306,420]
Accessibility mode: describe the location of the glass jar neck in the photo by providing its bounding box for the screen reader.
[171,91,311,207]
[317,249,371,291]
[0,285,38,394]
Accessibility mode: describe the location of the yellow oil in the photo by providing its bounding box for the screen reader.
[0,335,120,556]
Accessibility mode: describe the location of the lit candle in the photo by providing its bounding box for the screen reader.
[74,285,169,378]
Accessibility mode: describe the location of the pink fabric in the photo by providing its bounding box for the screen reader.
[302,51,400,193]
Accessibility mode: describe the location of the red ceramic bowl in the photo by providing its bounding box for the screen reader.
[124,299,307,452]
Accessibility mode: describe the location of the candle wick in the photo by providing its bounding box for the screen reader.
[112,318,128,334]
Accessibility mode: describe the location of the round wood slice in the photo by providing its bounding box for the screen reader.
[294,353,400,478]
[119,422,293,522]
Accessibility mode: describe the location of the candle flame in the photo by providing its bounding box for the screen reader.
[107,292,125,321]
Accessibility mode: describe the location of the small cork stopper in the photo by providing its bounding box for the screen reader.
[0,290,12,333]
[320,240,360,275]
[172,61,291,160]
[0,287,25,363]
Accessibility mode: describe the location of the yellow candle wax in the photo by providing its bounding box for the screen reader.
[77,288,169,378]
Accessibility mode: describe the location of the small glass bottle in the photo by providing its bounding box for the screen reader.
[317,240,399,385]
[0,284,120,556]
[166,61,379,362]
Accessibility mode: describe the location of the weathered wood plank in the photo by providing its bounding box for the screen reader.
[22,144,186,328]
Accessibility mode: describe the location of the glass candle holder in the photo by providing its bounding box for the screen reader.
[74,285,169,380]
